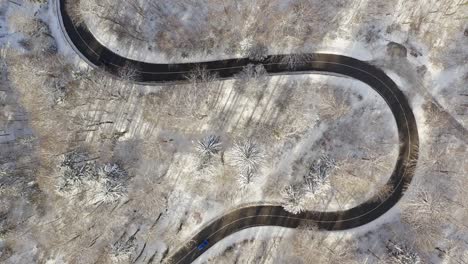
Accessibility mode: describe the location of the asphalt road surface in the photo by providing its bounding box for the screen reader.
[57,1,419,263]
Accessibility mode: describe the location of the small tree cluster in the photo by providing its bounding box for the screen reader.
[234,64,268,99]
[281,155,336,214]
[247,44,269,61]
[401,183,447,251]
[56,150,128,204]
[237,64,267,82]
[178,66,218,118]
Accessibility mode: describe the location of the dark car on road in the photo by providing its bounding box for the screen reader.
[197,240,209,251]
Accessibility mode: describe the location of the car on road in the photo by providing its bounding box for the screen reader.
[197,240,209,251]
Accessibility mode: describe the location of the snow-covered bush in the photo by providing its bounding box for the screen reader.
[227,139,264,187]
[109,237,136,263]
[230,139,263,172]
[303,155,335,195]
[359,25,382,44]
[89,164,128,204]
[196,135,222,158]
[230,141,260,183]
[239,37,254,56]
[67,0,102,26]
[0,165,12,178]
[195,135,222,169]
[386,241,421,264]
[56,150,97,195]
[281,184,305,214]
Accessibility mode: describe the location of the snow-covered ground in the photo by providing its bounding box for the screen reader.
[0,0,467,263]
[140,74,399,248]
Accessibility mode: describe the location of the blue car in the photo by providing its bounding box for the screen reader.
[197,240,209,251]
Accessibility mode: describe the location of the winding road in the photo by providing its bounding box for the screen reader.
[57,0,419,263]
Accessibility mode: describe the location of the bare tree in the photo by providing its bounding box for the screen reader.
[290,223,359,263]
[66,0,95,25]
[401,183,447,251]
[195,134,222,168]
[118,64,138,82]
[439,240,468,264]
[237,64,267,83]
[8,10,41,37]
[185,66,218,85]
[278,53,314,70]
[318,87,350,120]
[68,0,147,44]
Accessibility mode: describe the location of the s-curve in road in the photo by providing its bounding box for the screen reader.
[57,0,419,263]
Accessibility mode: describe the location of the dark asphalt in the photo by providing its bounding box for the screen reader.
[58,0,419,263]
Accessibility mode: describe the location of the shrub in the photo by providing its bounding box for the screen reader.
[281,184,305,214]
[230,139,263,173]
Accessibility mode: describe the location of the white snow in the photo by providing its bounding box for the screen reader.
[2,0,467,262]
